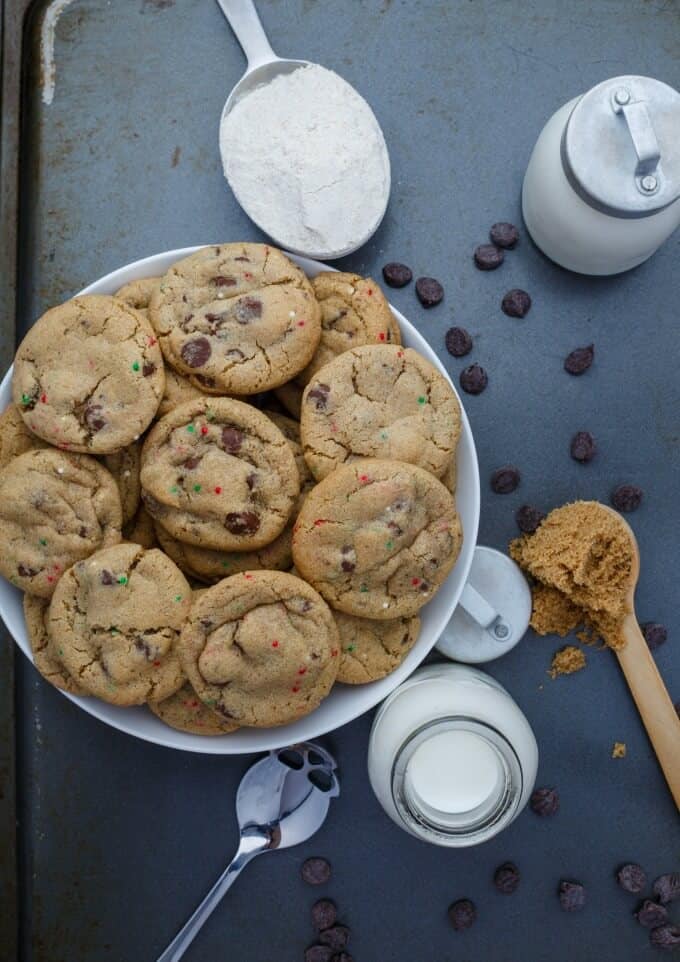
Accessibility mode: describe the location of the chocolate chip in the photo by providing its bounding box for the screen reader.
[530,786,559,816]
[180,336,212,368]
[234,297,262,323]
[640,622,668,651]
[445,326,473,357]
[448,899,476,931]
[212,275,236,286]
[183,456,201,470]
[318,926,350,951]
[307,384,331,410]
[79,526,87,538]
[501,289,532,317]
[382,262,413,287]
[311,899,337,931]
[84,402,106,432]
[301,857,331,886]
[246,472,257,490]
[193,373,216,387]
[564,344,594,376]
[474,244,504,270]
[142,362,156,377]
[491,465,520,494]
[490,222,519,249]
[570,431,596,463]
[651,925,680,950]
[559,880,586,912]
[611,484,643,513]
[636,900,669,929]
[17,564,38,578]
[225,511,260,536]
[617,863,647,893]
[341,560,355,573]
[415,276,444,307]
[100,569,115,585]
[654,873,680,904]
[460,363,488,395]
[221,426,243,453]
[516,504,545,534]
[494,862,520,894]
[304,947,334,962]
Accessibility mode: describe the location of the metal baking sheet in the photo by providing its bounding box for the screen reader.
[1,1,679,960]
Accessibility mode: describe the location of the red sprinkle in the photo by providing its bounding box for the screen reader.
[47,575,54,583]
[214,486,222,494]
[331,649,338,657]
[152,660,161,667]
[200,425,209,435]
[244,271,253,279]
[397,350,404,358]
[314,518,329,526]
[378,332,386,342]
[298,667,307,676]
[40,393,47,404]
[367,288,373,296]
[291,685,300,693]
[272,640,280,648]
[297,320,305,327]
[411,577,421,586]
[244,573,253,580]
[147,336,157,346]
[358,474,370,484]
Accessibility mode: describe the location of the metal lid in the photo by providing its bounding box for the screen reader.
[562,75,680,218]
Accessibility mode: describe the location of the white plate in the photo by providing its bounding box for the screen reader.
[0,248,480,754]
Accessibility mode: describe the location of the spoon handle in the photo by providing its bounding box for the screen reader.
[215,0,276,70]
[617,614,680,810]
[156,827,270,962]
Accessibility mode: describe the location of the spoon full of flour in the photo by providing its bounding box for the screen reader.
[216,0,391,259]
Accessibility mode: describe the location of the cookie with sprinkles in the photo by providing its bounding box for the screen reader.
[300,344,461,481]
[148,243,321,395]
[23,594,84,694]
[178,571,339,728]
[335,610,421,684]
[140,397,300,551]
[0,449,122,598]
[13,294,165,454]
[0,404,47,470]
[292,459,462,619]
[148,680,238,735]
[49,543,189,706]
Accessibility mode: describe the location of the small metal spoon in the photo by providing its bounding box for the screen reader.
[156,743,339,962]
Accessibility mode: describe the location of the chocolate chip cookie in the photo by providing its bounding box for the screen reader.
[335,610,420,684]
[13,295,165,454]
[149,680,238,735]
[23,593,84,694]
[178,571,340,728]
[103,441,141,525]
[148,244,321,394]
[0,449,122,597]
[292,459,462,618]
[0,404,46,470]
[49,543,189,705]
[140,397,299,550]
[300,345,461,481]
[114,276,161,315]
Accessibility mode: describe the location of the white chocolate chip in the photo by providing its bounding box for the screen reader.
[289,310,296,319]
[56,467,64,475]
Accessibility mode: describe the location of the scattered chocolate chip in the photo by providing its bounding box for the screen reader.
[415,276,444,307]
[494,862,520,894]
[460,363,488,395]
[307,384,331,410]
[640,622,668,651]
[180,336,212,368]
[617,863,647,894]
[319,926,350,951]
[501,289,532,318]
[570,431,596,463]
[84,402,106,432]
[474,244,504,270]
[636,900,669,929]
[516,504,545,534]
[221,426,243,453]
[234,297,262,323]
[382,262,413,287]
[654,874,680,905]
[490,222,519,249]
[100,570,115,586]
[142,362,156,377]
[448,899,476,931]
[225,511,260,536]
[301,857,331,886]
[311,899,337,932]
[559,880,586,912]
[611,484,643,513]
[304,946,334,962]
[650,925,680,950]
[183,456,201,470]
[17,564,38,578]
[564,344,594,376]
[445,326,473,358]
[212,275,236,286]
[530,787,559,816]
[491,465,520,494]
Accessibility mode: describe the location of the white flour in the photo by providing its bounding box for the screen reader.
[220,63,390,256]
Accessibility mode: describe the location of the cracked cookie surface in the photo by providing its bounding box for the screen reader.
[0,404,47,470]
[0,449,122,598]
[13,294,165,454]
[149,680,239,735]
[103,441,141,525]
[179,571,339,728]
[140,397,299,551]
[301,344,461,480]
[148,243,321,394]
[24,593,84,694]
[49,543,189,705]
[335,610,420,684]
[292,459,462,618]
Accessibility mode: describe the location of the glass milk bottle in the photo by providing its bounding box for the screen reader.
[367,664,538,847]
[522,76,680,275]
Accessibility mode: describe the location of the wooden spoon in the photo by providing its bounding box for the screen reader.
[601,505,680,809]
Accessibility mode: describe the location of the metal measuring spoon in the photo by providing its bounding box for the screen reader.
[156,743,339,962]
[215,0,390,258]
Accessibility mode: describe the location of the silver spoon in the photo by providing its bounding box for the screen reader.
[156,743,339,962]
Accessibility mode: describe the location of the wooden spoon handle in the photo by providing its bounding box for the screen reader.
[616,614,680,810]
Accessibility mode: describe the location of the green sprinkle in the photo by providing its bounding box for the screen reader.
[205,698,217,706]
[20,394,32,406]
[359,585,369,593]
[110,627,119,635]
[417,396,426,405]
[385,540,393,550]
[380,431,388,441]
[58,647,64,657]
[117,575,128,585]
[131,360,140,372]
[39,538,47,547]
[170,485,178,494]
[347,644,356,652]
[186,424,196,433]
[174,595,183,602]
[221,560,231,568]
[193,484,201,492]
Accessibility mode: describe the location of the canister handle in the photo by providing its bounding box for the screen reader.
[612,91,661,183]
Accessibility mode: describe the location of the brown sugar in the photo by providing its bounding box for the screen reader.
[549,645,587,678]
[510,500,633,650]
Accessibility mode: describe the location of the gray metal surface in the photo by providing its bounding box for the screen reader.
[2,1,679,960]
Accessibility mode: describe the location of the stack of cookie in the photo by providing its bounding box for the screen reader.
[0,243,462,736]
